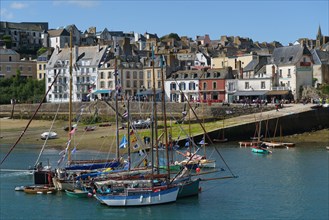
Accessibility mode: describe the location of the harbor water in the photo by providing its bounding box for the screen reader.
[0,142,328,220]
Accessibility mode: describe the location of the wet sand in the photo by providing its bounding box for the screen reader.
[1,117,328,152]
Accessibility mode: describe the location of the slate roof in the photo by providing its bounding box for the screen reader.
[0,48,19,55]
[47,29,70,37]
[311,49,329,65]
[0,21,48,31]
[271,44,311,66]
[47,45,107,68]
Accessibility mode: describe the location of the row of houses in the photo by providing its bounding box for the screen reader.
[43,43,328,103]
[0,22,328,103]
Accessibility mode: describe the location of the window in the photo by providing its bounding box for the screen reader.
[20,66,23,71]
[179,82,186,90]
[213,82,217,89]
[108,71,112,79]
[39,73,42,79]
[203,82,207,90]
[108,81,113,88]
[147,71,151,79]
[261,81,265,89]
[245,82,249,89]
[28,67,32,72]
[100,72,104,79]
[288,69,291,78]
[228,82,234,91]
[157,81,161,88]
[126,71,130,79]
[171,83,176,90]
[189,82,195,90]
[139,71,143,79]
[147,81,151,89]
[43,64,46,70]
[9,56,12,62]
[157,70,161,79]
[48,78,51,83]
[126,81,131,88]
[133,71,137,79]
[100,81,105,88]
[279,69,282,77]
[6,66,11,72]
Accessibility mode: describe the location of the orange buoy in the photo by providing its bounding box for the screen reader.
[196,167,201,173]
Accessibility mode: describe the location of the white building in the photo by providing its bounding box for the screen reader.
[266,44,313,101]
[46,45,108,102]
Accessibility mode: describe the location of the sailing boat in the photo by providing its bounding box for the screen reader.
[93,45,179,206]
[262,118,295,148]
[251,116,272,154]
[52,38,122,191]
[213,117,228,143]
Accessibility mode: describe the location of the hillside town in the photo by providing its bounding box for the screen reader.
[0,21,328,104]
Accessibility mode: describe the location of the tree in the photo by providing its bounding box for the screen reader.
[0,74,45,104]
[1,35,12,48]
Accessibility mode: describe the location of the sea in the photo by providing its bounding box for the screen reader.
[0,142,328,220]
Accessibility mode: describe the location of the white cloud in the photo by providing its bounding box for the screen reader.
[0,8,14,20]
[52,0,99,8]
[10,2,28,9]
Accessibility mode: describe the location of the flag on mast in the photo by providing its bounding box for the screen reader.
[119,135,128,149]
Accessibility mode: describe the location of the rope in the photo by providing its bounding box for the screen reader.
[34,102,61,167]
[0,71,61,166]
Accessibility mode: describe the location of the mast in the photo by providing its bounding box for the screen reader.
[68,28,73,162]
[127,96,131,170]
[160,54,170,182]
[114,44,120,160]
[151,43,159,171]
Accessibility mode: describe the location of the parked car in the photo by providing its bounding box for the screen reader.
[131,119,151,129]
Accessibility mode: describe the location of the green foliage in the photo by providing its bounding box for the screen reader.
[0,76,45,104]
[37,47,48,56]
[1,35,12,48]
[319,83,329,96]
[160,33,181,41]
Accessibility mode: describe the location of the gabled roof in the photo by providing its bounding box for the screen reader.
[0,48,19,55]
[311,49,329,65]
[47,29,70,37]
[271,44,311,65]
[48,45,108,68]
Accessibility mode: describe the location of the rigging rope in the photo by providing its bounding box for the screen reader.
[0,72,61,166]
[34,102,61,167]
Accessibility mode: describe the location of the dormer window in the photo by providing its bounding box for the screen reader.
[9,56,12,62]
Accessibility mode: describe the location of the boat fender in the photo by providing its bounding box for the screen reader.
[140,195,143,203]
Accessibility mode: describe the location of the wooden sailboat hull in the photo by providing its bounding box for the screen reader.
[65,189,90,198]
[24,186,56,194]
[94,186,179,207]
[177,179,200,198]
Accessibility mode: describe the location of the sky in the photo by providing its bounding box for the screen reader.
[0,0,328,46]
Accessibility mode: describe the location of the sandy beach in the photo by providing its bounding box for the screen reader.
[1,117,328,152]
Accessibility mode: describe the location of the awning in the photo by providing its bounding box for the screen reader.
[233,91,267,96]
[92,89,112,94]
[266,90,289,96]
